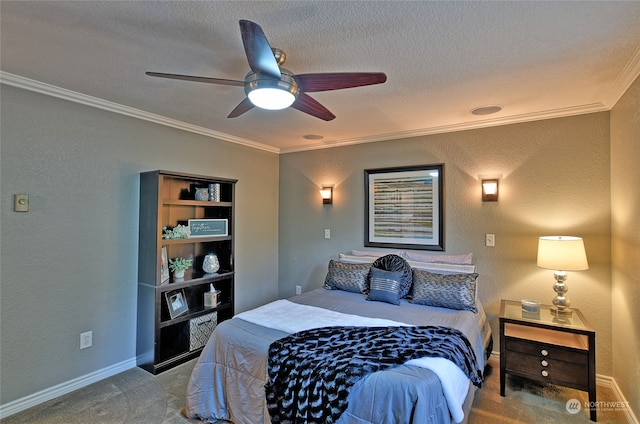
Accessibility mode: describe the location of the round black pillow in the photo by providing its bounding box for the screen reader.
[370,254,413,298]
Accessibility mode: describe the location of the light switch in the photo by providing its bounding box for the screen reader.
[485,234,495,247]
[324,229,331,239]
[14,194,29,212]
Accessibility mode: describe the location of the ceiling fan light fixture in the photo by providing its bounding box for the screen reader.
[246,71,299,110]
[248,88,295,110]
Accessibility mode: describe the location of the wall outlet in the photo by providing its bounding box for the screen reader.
[324,229,331,239]
[295,285,302,295]
[80,331,93,349]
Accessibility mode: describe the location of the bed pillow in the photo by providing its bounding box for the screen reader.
[351,249,405,258]
[408,260,476,275]
[405,251,473,264]
[366,267,403,305]
[411,269,479,313]
[339,253,379,264]
[369,254,413,298]
[323,260,370,293]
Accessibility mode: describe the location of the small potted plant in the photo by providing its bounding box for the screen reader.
[169,257,193,279]
[162,224,190,240]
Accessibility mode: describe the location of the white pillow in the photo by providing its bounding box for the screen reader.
[351,249,405,258]
[407,260,476,275]
[405,251,473,265]
[339,253,379,264]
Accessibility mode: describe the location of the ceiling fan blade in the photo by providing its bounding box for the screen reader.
[296,72,387,92]
[291,93,336,121]
[239,20,281,79]
[227,97,255,118]
[146,72,245,87]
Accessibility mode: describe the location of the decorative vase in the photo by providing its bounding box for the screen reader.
[208,183,220,202]
[175,269,185,279]
[202,253,220,274]
[195,187,209,201]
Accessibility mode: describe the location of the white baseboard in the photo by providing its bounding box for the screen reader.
[0,357,137,419]
[491,351,638,424]
[596,374,639,424]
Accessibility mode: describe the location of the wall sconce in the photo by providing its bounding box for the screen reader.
[320,186,333,205]
[481,179,499,202]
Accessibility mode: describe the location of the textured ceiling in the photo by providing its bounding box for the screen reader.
[2,1,640,153]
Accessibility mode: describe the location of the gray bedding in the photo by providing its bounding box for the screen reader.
[184,288,491,424]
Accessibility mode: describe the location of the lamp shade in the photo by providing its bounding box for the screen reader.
[537,236,589,271]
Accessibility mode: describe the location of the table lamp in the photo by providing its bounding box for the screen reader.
[536,236,588,316]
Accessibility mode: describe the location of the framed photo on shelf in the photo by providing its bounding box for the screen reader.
[364,164,444,251]
[165,289,189,319]
[160,247,170,284]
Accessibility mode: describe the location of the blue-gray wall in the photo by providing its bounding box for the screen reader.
[278,113,613,376]
[0,85,279,405]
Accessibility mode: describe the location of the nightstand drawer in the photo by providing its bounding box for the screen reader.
[506,337,588,364]
[505,350,588,387]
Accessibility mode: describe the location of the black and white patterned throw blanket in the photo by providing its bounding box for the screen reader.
[265,325,483,424]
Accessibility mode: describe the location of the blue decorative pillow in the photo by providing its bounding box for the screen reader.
[323,260,370,293]
[410,269,478,313]
[369,254,413,298]
[367,267,403,305]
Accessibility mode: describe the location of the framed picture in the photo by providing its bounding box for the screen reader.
[160,247,170,284]
[364,164,444,251]
[188,219,228,237]
[165,289,189,319]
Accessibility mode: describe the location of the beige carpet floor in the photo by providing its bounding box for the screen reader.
[2,357,629,423]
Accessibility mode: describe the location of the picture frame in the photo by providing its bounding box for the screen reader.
[165,289,189,319]
[160,247,170,284]
[364,164,444,251]
[188,219,228,237]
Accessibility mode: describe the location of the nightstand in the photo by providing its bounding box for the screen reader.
[499,299,597,421]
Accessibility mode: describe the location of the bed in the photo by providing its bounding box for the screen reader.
[184,253,492,424]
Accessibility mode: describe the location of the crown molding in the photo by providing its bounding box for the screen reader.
[3,64,637,156]
[0,71,280,154]
[280,102,609,154]
[602,45,640,109]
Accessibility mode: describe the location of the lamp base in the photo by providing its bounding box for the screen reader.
[550,306,573,317]
[550,270,573,317]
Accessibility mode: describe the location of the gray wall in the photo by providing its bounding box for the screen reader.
[611,75,640,417]
[278,113,613,375]
[0,85,280,404]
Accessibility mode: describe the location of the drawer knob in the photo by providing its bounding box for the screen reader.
[541,370,549,377]
[541,349,548,356]
[541,360,549,367]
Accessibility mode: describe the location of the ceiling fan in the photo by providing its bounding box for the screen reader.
[146,20,387,121]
